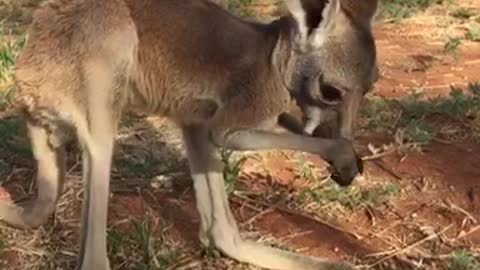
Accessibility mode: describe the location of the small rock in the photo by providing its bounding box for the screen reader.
[152,174,174,190]
[354,174,366,182]
[420,226,436,236]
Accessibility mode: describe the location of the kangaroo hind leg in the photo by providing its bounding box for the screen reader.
[0,118,69,229]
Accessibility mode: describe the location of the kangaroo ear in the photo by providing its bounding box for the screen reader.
[341,0,379,27]
[284,0,340,51]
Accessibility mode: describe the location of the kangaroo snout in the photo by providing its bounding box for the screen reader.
[329,154,364,187]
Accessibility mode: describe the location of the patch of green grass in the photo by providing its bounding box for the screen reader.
[132,219,155,268]
[0,85,15,110]
[469,82,480,95]
[295,154,319,181]
[154,247,178,269]
[362,95,394,131]
[0,117,32,158]
[0,41,16,78]
[450,7,477,20]
[107,219,180,270]
[0,29,26,109]
[107,228,130,257]
[363,83,480,144]
[466,24,480,42]
[403,120,433,142]
[448,250,480,270]
[0,239,6,250]
[132,219,180,270]
[444,36,463,59]
[0,30,26,82]
[116,150,160,178]
[378,0,453,21]
[221,149,248,194]
[300,182,401,211]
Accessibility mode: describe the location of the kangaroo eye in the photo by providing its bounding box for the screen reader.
[319,83,344,105]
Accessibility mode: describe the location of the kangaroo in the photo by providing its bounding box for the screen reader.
[1,0,378,269]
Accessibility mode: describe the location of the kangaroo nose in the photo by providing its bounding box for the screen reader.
[329,155,364,187]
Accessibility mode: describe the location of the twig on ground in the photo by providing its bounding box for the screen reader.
[446,199,478,224]
[175,260,202,270]
[10,247,46,257]
[230,197,264,213]
[364,206,377,226]
[366,224,454,268]
[231,192,363,240]
[362,148,397,161]
[374,220,403,237]
[432,137,453,144]
[371,160,403,180]
[165,251,203,270]
[455,225,480,241]
[277,230,313,243]
[241,207,275,226]
[361,142,422,161]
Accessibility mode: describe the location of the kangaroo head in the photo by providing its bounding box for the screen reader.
[282,0,379,137]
